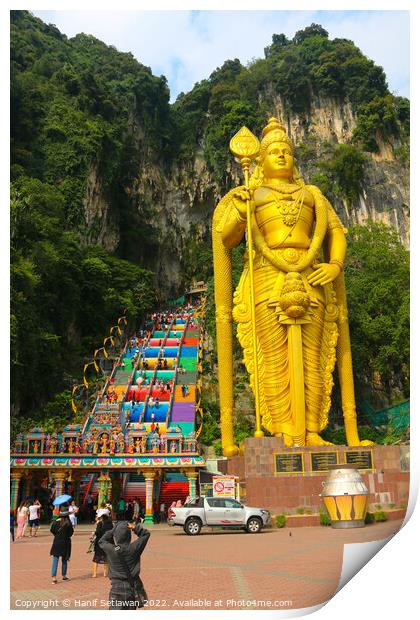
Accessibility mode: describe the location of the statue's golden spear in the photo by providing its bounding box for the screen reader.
[230,127,264,438]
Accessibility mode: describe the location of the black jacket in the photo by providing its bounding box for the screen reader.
[94,518,113,556]
[98,521,150,581]
[50,519,74,559]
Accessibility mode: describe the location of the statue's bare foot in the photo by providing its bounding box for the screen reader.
[223,444,239,457]
[306,432,333,446]
[347,437,375,447]
[283,434,294,447]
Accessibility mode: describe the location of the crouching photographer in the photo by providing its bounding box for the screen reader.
[98,519,150,610]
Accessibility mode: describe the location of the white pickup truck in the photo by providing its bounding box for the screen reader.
[168,496,271,535]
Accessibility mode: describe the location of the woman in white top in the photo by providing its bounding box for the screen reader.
[69,501,79,528]
[16,501,29,539]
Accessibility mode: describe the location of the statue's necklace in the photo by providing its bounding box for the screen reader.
[261,184,305,228]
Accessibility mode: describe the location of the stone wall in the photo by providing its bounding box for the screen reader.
[226,438,410,513]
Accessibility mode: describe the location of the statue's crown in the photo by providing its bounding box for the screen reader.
[260,117,293,155]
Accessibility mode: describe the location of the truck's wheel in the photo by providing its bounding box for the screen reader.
[185,517,202,536]
[246,517,262,533]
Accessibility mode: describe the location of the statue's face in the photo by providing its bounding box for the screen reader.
[262,141,294,180]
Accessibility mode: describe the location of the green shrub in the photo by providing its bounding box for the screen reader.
[296,507,305,515]
[212,439,223,456]
[276,514,286,528]
[364,511,375,524]
[374,511,388,522]
[317,143,367,203]
[320,512,331,526]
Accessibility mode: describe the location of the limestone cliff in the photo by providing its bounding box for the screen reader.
[81,94,408,292]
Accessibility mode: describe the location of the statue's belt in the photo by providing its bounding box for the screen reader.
[244,248,326,308]
[251,247,313,270]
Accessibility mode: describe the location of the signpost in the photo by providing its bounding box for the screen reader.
[213,475,237,498]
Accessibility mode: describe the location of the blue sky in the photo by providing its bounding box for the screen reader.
[32,10,410,102]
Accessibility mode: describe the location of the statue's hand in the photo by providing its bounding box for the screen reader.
[307,263,341,287]
[231,186,250,220]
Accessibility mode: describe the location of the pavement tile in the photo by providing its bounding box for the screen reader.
[10,520,403,610]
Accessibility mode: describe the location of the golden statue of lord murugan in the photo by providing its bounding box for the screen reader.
[212,117,372,456]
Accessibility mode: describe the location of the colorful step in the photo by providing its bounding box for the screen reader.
[178,358,197,371]
[180,346,198,357]
[178,370,196,385]
[155,370,175,380]
[176,422,195,435]
[149,338,164,346]
[128,404,144,422]
[163,346,179,357]
[144,347,161,358]
[171,402,195,422]
[165,338,180,346]
[182,337,199,346]
[144,405,168,423]
[174,385,195,402]
[141,358,176,369]
[127,387,149,400]
[149,387,171,401]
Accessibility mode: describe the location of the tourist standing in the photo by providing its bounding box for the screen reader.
[96,502,111,520]
[159,502,166,523]
[125,500,134,522]
[86,493,95,524]
[69,500,79,528]
[50,510,73,584]
[28,500,41,537]
[117,497,125,521]
[92,513,113,578]
[133,497,140,522]
[16,501,29,539]
[10,509,15,542]
[99,521,150,609]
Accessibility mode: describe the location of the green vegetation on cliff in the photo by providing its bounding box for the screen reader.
[345,222,409,403]
[11,177,155,418]
[174,23,409,178]
[11,11,161,420]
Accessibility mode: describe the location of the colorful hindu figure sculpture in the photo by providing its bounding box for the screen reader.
[212,117,372,455]
[100,434,108,454]
[50,437,58,453]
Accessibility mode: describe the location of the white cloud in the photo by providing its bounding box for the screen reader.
[32,10,409,101]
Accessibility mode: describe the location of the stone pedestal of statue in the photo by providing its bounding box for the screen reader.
[219,438,409,519]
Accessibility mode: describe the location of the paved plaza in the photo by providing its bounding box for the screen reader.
[10,519,403,611]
